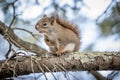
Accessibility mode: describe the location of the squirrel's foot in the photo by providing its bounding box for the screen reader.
[56,48,63,56]
[56,49,71,56]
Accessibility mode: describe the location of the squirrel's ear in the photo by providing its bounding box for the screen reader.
[43,15,47,18]
[50,16,56,25]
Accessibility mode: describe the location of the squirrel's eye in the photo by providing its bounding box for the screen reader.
[43,22,47,26]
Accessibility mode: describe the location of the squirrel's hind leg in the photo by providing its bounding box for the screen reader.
[63,43,75,52]
[56,43,75,56]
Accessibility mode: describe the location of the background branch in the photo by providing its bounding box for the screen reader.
[0,21,48,56]
[90,71,106,80]
[5,40,12,58]
[107,71,119,80]
[13,28,39,40]
[96,0,115,21]
[9,0,17,28]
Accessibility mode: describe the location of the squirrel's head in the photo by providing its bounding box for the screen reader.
[35,15,56,33]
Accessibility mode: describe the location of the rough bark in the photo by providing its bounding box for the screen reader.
[0,52,120,79]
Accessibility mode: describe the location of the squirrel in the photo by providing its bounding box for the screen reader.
[35,15,80,56]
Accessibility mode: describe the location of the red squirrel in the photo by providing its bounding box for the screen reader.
[35,15,80,56]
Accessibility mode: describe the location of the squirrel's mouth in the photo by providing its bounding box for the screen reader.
[39,30,46,33]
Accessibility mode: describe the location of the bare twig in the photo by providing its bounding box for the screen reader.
[56,63,67,72]
[107,71,119,80]
[62,72,70,80]
[30,57,37,80]
[34,60,48,80]
[90,71,107,80]
[115,0,120,14]
[13,58,18,77]
[5,40,12,58]
[42,63,57,80]
[9,0,18,28]
[96,0,115,21]
[68,72,80,80]
[12,28,39,40]
[53,63,62,72]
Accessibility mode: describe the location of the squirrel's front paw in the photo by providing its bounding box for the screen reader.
[56,49,63,56]
[56,49,71,56]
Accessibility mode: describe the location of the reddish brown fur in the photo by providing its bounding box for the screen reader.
[54,16,80,50]
[55,16,80,37]
[35,15,80,56]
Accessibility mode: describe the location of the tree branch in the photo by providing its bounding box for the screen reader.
[0,21,48,56]
[0,52,120,79]
[96,0,115,21]
[9,0,17,28]
[90,71,106,80]
[12,28,39,40]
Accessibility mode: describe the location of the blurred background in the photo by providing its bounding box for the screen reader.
[0,0,120,80]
